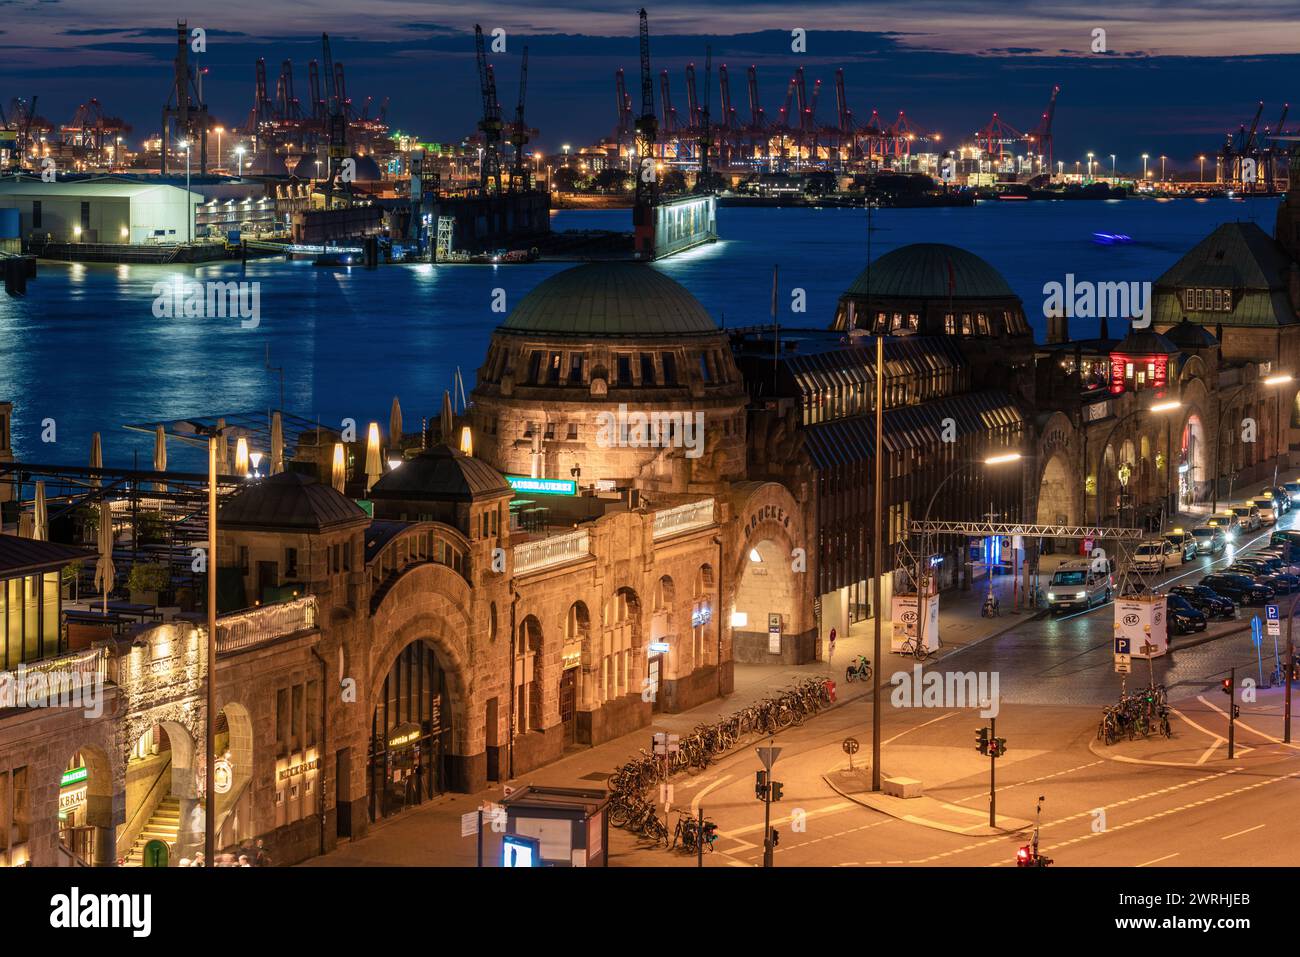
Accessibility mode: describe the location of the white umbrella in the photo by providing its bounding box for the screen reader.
[271,412,285,476]
[89,432,102,490]
[214,419,229,474]
[17,511,33,539]
[364,423,382,492]
[93,506,115,615]
[152,424,168,492]
[389,396,403,449]
[331,442,346,494]
[234,437,250,478]
[441,391,453,446]
[33,481,47,541]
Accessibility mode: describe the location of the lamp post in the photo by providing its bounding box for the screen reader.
[913,453,1023,657]
[871,333,883,792]
[1266,374,1294,488]
[1199,155,1206,183]
[191,422,225,868]
[215,127,224,172]
[1142,153,1149,179]
[235,146,245,177]
[1110,154,1116,179]
[1160,155,1167,182]
[180,140,192,243]
[1096,400,1180,528]
[1087,152,1094,180]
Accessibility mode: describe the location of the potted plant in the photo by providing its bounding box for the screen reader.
[127,563,169,606]
[61,561,83,601]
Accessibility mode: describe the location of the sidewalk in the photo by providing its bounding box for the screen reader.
[307,582,1034,866]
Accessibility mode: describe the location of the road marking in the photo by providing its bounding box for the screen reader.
[1197,695,1300,750]
[1138,853,1179,867]
[882,710,957,746]
[691,774,732,812]
[1221,823,1265,840]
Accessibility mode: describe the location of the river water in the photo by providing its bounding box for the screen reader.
[0,197,1274,470]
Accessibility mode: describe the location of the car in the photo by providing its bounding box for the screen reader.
[1133,538,1183,573]
[1045,560,1112,612]
[1200,573,1274,605]
[1284,481,1300,504]
[1257,547,1300,572]
[1252,497,1279,525]
[1191,525,1228,555]
[1168,583,1236,619]
[1230,558,1300,593]
[1230,504,1262,532]
[1264,487,1293,513]
[1162,530,1200,563]
[1271,529,1300,554]
[1166,593,1209,635]
[1207,513,1242,542]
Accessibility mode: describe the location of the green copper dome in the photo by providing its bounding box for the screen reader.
[501,262,719,338]
[842,243,1017,300]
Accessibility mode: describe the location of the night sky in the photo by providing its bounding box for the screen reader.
[2,0,1299,168]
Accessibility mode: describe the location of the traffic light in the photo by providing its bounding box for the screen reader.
[770,828,780,847]
[755,770,768,800]
[770,781,784,802]
[1221,677,1232,696]
[976,727,990,755]
[1232,705,1241,719]
[989,737,1007,759]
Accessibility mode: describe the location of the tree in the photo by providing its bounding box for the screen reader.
[552,166,582,193]
[595,167,633,193]
[661,169,688,195]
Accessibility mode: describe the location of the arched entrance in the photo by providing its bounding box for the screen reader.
[367,639,454,823]
[122,720,196,865]
[561,602,589,745]
[1035,452,1079,526]
[649,576,676,713]
[732,538,800,662]
[208,703,255,855]
[57,745,113,866]
[1180,413,1207,508]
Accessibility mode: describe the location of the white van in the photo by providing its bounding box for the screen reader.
[1046,560,1113,613]
[1133,538,1182,573]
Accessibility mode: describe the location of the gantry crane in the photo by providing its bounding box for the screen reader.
[473,23,503,194]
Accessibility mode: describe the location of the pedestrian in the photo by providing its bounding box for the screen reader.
[254,838,271,868]
[238,854,252,867]
[192,852,204,868]
[827,627,837,664]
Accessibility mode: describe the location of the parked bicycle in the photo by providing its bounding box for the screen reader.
[846,655,873,683]
[671,812,718,853]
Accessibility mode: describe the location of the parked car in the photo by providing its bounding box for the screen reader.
[1045,560,1113,612]
[1166,593,1209,635]
[1191,525,1228,555]
[1230,558,1300,593]
[1258,546,1300,572]
[1200,573,1274,605]
[1162,530,1200,563]
[1231,504,1262,532]
[1168,583,1236,619]
[1252,497,1279,525]
[1133,538,1183,573]
[1271,529,1300,552]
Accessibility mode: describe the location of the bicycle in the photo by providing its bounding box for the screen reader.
[845,655,873,683]
[897,636,933,661]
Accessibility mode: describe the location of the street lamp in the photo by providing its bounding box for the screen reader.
[235,145,245,177]
[1199,155,1206,183]
[912,451,1024,661]
[1087,152,1094,179]
[1142,153,1149,179]
[1110,153,1116,178]
[1266,374,1294,488]
[214,127,224,171]
[179,140,192,244]
[1160,155,1167,181]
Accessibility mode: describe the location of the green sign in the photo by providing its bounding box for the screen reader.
[354,499,374,517]
[143,840,169,868]
[60,766,88,787]
[506,476,576,496]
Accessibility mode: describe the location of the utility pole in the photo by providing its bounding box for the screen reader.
[755,742,782,867]
[976,721,1005,827]
[1287,593,1296,743]
[871,333,883,791]
[1222,667,1237,758]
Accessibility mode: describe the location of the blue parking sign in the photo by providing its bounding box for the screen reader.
[1115,636,1130,655]
[1267,604,1280,621]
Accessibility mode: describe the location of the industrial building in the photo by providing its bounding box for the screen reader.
[0,179,200,244]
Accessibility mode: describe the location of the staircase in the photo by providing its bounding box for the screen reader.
[123,796,181,867]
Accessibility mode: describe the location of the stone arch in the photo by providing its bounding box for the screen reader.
[565,600,593,712]
[1035,451,1080,526]
[516,614,544,733]
[598,586,643,705]
[1179,408,1209,507]
[691,564,716,668]
[59,744,115,866]
[727,481,810,662]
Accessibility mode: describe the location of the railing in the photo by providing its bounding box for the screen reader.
[513,529,591,575]
[0,647,109,704]
[652,498,716,539]
[216,595,318,654]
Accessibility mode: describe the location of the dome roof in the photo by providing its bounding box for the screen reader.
[1115,328,1179,355]
[842,243,1017,301]
[369,445,512,503]
[217,471,368,532]
[1163,318,1218,349]
[501,262,718,338]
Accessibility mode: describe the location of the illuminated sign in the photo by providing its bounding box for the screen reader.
[506,476,577,496]
[59,785,87,813]
[389,723,421,749]
[691,606,712,628]
[648,642,670,654]
[277,757,320,781]
[60,766,88,788]
[503,834,540,868]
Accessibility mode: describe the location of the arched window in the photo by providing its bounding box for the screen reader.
[515,617,542,733]
[693,565,715,668]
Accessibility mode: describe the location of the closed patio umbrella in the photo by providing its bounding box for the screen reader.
[89,432,102,489]
[214,419,229,474]
[93,505,115,615]
[331,442,346,494]
[364,423,382,493]
[17,511,33,539]
[271,411,285,476]
[389,396,403,449]
[441,391,453,446]
[153,424,168,492]
[33,481,47,541]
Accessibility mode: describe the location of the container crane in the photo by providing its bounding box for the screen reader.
[473,23,503,194]
[509,46,531,192]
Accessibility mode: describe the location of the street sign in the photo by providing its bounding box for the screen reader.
[1114,656,1132,674]
[1267,605,1281,637]
[1251,616,1263,649]
[756,745,782,771]
[842,737,860,756]
[461,811,479,837]
[653,732,680,755]
[1114,636,1131,655]
[1267,604,1280,621]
